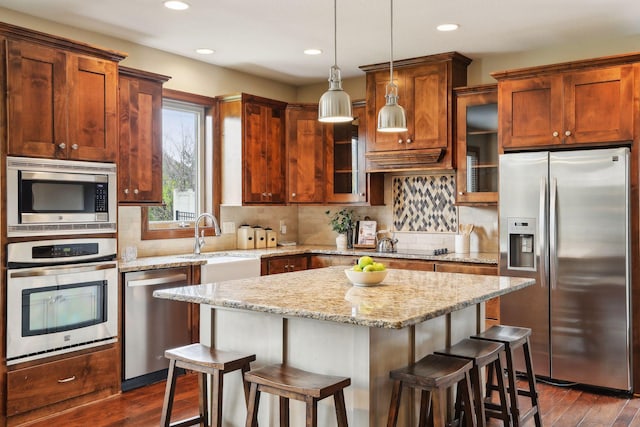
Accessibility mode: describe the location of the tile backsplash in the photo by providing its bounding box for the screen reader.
[392,175,457,233]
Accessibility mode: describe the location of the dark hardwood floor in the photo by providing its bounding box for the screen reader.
[21,374,640,426]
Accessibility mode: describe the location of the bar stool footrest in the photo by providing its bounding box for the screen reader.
[169,415,205,427]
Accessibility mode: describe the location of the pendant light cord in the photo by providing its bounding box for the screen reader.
[333,0,338,68]
[389,0,394,84]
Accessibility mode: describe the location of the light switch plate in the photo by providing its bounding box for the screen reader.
[222,221,236,234]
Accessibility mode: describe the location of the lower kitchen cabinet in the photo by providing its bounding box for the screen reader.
[262,255,309,275]
[309,255,435,271]
[6,345,119,420]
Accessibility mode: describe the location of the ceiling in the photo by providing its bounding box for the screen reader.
[1,0,639,86]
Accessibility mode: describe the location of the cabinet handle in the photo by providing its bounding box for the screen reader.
[552,131,559,137]
[267,192,272,197]
[71,143,78,150]
[262,192,267,197]
[58,142,66,149]
[124,188,129,194]
[459,191,464,195]
[134,189,139,194]
[565,130,572,137]
[58,375,76,383]
[406,138,413,144]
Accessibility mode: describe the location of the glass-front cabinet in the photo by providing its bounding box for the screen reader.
[454,84,498,205]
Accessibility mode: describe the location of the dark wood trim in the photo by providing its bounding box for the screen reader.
[359,51,472,72]
[141,89,220,241]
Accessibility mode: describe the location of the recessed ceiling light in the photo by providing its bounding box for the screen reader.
[164,1,190,11]
[196,48,215,55]
[304,49,323,56]
[437,23,459,32]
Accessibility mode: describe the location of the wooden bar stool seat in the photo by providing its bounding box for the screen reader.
[471,325,542,427]
[435,338,511,427]
[244,364,350,427]
[387,353,477,427]
[160,343,256,427]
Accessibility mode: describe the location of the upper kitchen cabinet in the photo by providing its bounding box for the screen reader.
[219,94,287,205]
[360,52,471,172]
[454,84,498,205]
[493,53,640,150]
[3,24,125,161]
[118,67,170,205]
[286,104,326,204]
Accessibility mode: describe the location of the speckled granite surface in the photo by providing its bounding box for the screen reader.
[153,266,533,329]
[118,245,497,272]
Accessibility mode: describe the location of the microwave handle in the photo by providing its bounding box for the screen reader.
[9,262,116,278]
[20,171,109,183]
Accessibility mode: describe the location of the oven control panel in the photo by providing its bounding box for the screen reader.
[33,242,99,259]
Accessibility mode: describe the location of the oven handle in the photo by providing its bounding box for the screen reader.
[9,262,117,278]
[127,274,188,287]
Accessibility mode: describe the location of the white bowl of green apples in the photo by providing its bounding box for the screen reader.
[345,256,388,287]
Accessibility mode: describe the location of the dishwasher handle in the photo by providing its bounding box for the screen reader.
[127,273,188,287]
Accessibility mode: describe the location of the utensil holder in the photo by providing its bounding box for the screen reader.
[455,234,470,254]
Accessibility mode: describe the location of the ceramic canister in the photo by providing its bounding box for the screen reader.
[265,227,277,248]
[254,226,267,249]
[237,225,255,249]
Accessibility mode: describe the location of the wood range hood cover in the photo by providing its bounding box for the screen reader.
[365,148,445,172]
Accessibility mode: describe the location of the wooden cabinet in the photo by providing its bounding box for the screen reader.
[118,67,170,204]
[309,254,435,271]
[360,52,471,172]
[454,85,498,205]
[286,104,326,203]
[219,94,287,205]
[262,255,309,275]
[494,56,638,149]
[6,346,119,417]
[5,37,123,161]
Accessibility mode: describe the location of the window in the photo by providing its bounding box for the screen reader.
[142,89,218,240]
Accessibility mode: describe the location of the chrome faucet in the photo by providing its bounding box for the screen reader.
[194,212,221,255]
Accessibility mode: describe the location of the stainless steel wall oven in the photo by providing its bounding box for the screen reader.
[6,238,118,365]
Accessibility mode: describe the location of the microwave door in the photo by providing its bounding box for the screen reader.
[20,170,109,184]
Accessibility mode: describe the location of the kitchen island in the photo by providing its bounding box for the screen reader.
[154,266,533,426]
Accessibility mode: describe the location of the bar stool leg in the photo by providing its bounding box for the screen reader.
[245,382,260,427]
[493,356,512,426]
[418,390,431,427]
[210,369,223,427]
[160,359,179,427]
[241,363,252,406]
[431,388,448,427]
[305,395,318,427]
[386,380,403,427]
[280,396,290,427]
[469,367,486,427]
[334,389,349,427]
[503,347,521,427]
[523,339,542,427]
[461,372,477,427]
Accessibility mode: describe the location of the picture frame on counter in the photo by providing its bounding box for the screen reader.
[355,220,377,248]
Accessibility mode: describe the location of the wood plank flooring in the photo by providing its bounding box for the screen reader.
[21,374,640,426]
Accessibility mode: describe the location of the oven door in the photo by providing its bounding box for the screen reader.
[6,260,118,365]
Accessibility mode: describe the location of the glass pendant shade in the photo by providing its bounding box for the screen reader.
[377,82,407,132]
[319,65,353,123]
[377,0,407,133]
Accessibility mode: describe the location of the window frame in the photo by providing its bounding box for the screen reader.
[141,89,220,240]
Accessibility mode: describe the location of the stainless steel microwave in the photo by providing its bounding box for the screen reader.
[6,156,117,237]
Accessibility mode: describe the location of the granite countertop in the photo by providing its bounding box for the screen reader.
[153,266,533,329]
[118,245,497,273]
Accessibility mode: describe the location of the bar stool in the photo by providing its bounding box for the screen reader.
[435,338,511,427]
[387,353,477,427]
[244,364,350,427]
[160,343,256,427]
[471,325,542,427]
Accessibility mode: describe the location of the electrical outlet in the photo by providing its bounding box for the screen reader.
[222,221,236,234]
[279,220,286,234]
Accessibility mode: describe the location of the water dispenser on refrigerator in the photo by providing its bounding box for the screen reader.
[507,217,536,271]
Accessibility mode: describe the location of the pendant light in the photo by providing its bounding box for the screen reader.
[318,0,353,123]
[377,0,407,132]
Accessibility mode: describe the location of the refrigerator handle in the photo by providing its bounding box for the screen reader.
[549,177,557,290]
[539,177,548,289]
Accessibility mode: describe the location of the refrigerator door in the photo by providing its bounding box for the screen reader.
[499,151,550,377]
[549,147,630,390]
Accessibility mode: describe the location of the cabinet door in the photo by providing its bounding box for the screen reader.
[455,87,498,205]
[499,75,563,148]
[67,54,118,161]
[118,74,163,203]
[405,62,448,150]
[286,105,325,203]
[6,39,67,158]
[564,65,634,145]
[265,105,286,203]
[365,70,407,152]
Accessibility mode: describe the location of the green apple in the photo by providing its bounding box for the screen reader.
[362,264,376,272]
[352,265,363,272]
[372,262,386,271]
[358,256,374,269]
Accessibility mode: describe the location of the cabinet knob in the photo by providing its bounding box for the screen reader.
[360,192,366,196]
[291,193,296,198]
[124,188,129,194]
[406,138,413,144]
[552,131,559,137]
[262,192,267,197]
[58,142,66,149]
[267,192,272,197]
[398,139,403,144]
[565,130,572,136]
[71,143,79,150]
[459,191,464,195]
[134,189,139,194]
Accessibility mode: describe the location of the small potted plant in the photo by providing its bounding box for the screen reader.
[326,208,356,250]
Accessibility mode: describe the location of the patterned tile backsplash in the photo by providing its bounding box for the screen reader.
[392,175,457,233]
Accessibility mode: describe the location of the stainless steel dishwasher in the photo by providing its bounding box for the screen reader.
[122,267,191,391]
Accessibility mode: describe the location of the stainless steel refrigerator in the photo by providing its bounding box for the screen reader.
[499,147,631,391]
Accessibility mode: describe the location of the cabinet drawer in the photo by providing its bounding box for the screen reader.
[7,347,118,416]
[485,297,500,320]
